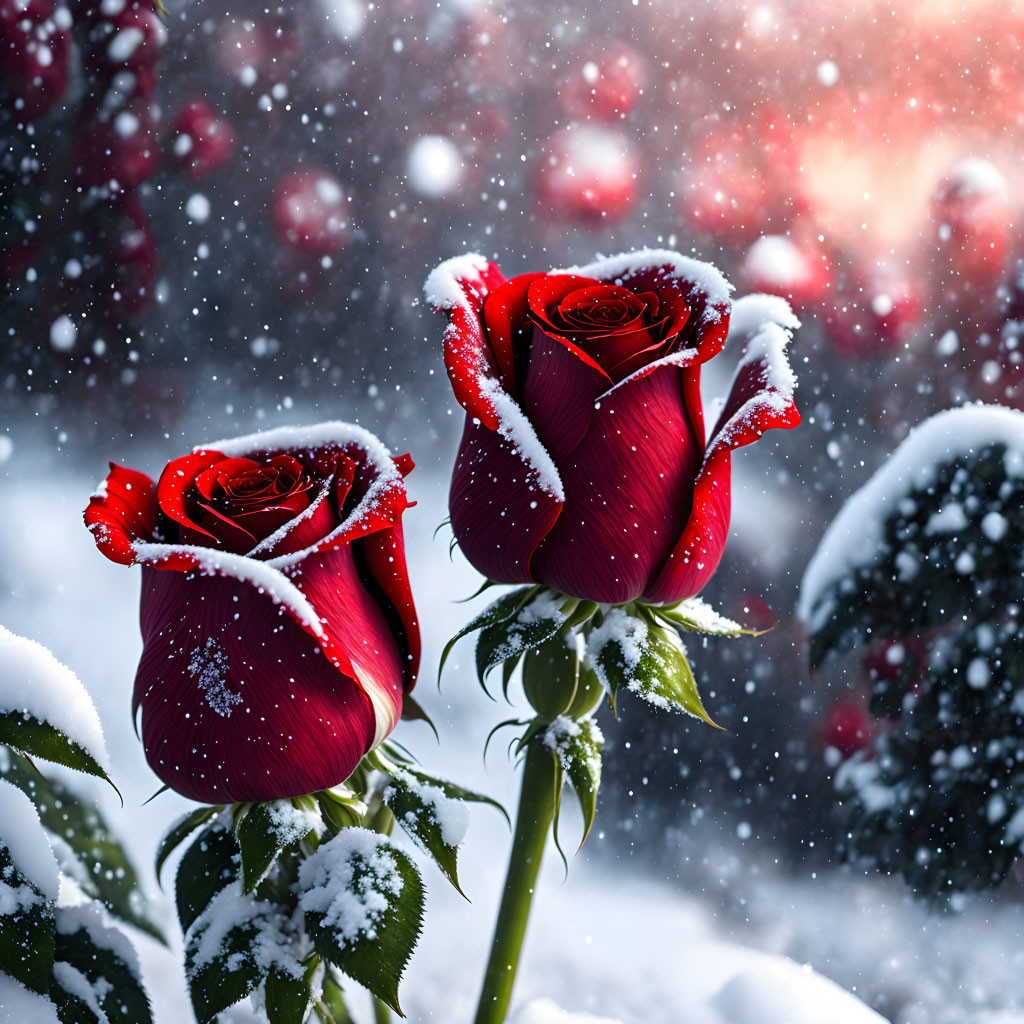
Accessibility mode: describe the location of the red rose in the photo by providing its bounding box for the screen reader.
[84,423,419,804]
[427,250,800,606]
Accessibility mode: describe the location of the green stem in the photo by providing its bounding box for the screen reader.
[372,997,393,1024]
[473,737,557,1024]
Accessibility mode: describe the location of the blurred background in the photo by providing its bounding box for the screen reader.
[3,1,1024,1021]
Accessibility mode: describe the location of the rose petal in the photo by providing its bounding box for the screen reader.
[426,254,509,431]
[360,521,420,694]
[84,463,158,565]
[157,449,227,542]
[449,416,562,584]
[530,365,701,604]
[482,272,544,395]
[287,541,408,749]
[134,565,378,803]
[644,320,800,604]
[520,325,609,461]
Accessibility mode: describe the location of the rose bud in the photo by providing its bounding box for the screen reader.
[0,0,71,121]
[84,424,420,804]
[269,169,350,257]
[427,250,800,605]
[171,101,235,179]
[536,126,639,224]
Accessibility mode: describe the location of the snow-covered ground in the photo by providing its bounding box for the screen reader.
[2,425,1023,1024]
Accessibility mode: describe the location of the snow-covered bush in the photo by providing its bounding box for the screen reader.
[0,625,155,1021]
[800,406,1024,899]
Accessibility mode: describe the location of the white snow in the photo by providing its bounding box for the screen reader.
[52,961,109,1022]
[561,248,733,319]
[671,596,746,634]
[941,156,1008,199]
[423,252,492,311]
[711,959,886,1023]
[265,798,325,847]
[742,235,810,288]
[982,511,1008,541]
[0,975,61,1024]
[317,0,366,40]
[49,314,77,352]
[728,293,801,340]
[816,59,840,86]
[188,638,244,717]
[387,769,469,847]
[187,882,297,978]
[0,779,59,903]
[297,828,404,946]
[0,625,109,770]
[56,902,144,984]
[478,376,565,500]
[407,136,464,198]
[185,194,211,223]
[511,1000,622,1024]
[106,26,145,63]
[585,608,648,691]
[925,501,968,534]
[132,543,328,641]
[799,405,1024,630]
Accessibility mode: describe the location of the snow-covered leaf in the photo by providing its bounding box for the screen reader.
[383,768,469,896]
[544,716,604,848]
[0,711,112,788]
[184,883,294,1024]
[176,820,237,934]
[658,597,762,637]
[438,585,538,682]
[0,627,110,787]
[397,764,509,827]
[234,797,322,894]
[50,962,106,1024]
[0,842,57,996]
[0,753,163,942]
[299,828,424,1015]
[476,590,575,685]
[264,962,314,1024]
[586,611,719,728]
[155,805,220,885]
[54,906,152,1024]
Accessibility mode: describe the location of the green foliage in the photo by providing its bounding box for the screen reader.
[176,820,237,933]
[0,711,113,788]
[55,914,153,1024]
[0,844,56,996]
[544,717,604,851]
[303,834,425,1017]
[0,754,164,942]
[234,797,319,893]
